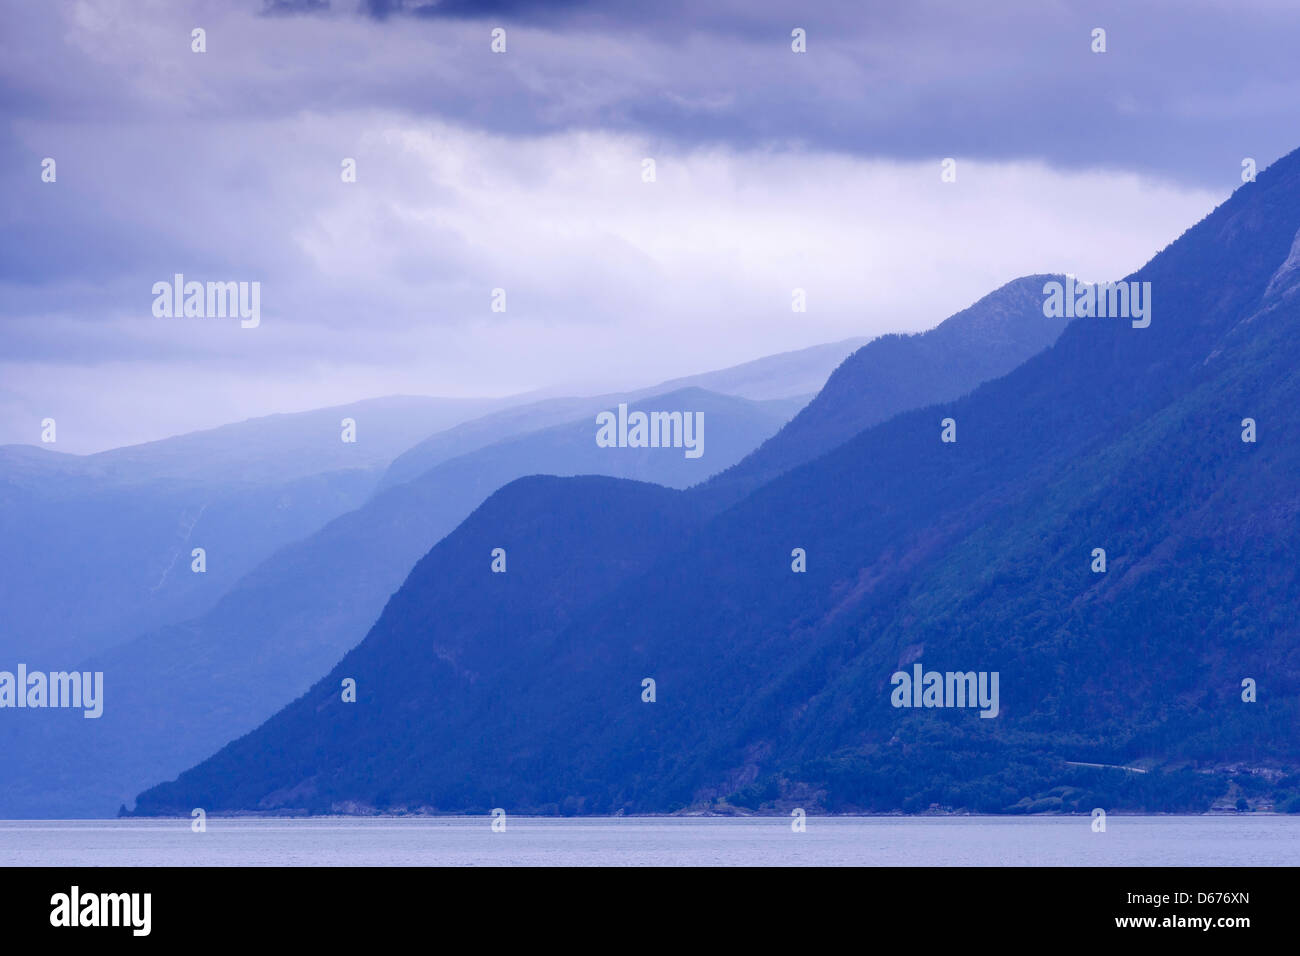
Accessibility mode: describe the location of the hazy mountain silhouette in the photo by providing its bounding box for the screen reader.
[377,337,867,490]
[0,395,504,662]
[0,338,862,672]
[0,387,794,817]
[642,337,871,401]
[1,296,1062,818]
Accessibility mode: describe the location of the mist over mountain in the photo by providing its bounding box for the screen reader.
[377,337,866,491]
[135,148,1300,818]
[703,275,1071,503]
[0,287,1067,817]
[0,340,856,673]
[61,395,512,485]
[641,337,872,402]
[0,396,505,663]
[0,386,793,817]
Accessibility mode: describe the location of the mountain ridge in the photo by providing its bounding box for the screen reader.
[132,147,1300,816]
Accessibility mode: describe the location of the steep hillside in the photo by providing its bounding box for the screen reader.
[0,388,792,817]
[702,275,1070,501]
[134,148,1300,817]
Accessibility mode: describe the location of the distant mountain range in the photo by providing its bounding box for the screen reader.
[376,337,868,491]
[0,348,832,816]
[1,340,864,669]
[639,337,872,402]
[0,395,505,663]
[0,269,1070,818]
[135,147,1300,818]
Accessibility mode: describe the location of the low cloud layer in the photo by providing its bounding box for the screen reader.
[0,1,1278,450]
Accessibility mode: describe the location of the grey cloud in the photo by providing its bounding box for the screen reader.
[2,1,1296,184]
[0,0,1283,448]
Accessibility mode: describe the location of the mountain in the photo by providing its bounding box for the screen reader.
[377,393,658,492]
[134,148,1300,817]
[0,395,505,662]
[61,395,511,485]
[0,387,796,818]
[0,322,1024,818]
[643,337,870,401]
[377,337,868,490]
[703,276,1069,501]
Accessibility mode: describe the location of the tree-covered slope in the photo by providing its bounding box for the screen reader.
[701,274,1071,503]
[135,149,1300,817]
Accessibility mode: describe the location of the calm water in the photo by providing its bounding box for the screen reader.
[1,816,1296,866]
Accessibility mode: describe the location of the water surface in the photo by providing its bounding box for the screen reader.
[2,816,1295,866]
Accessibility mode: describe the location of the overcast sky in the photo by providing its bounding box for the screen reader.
[3,0,1296,451]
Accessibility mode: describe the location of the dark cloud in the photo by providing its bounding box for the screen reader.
[262,0,330,15]
[361,0,592,21]
[0,0,1285,449]
[3,1,1296,185]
